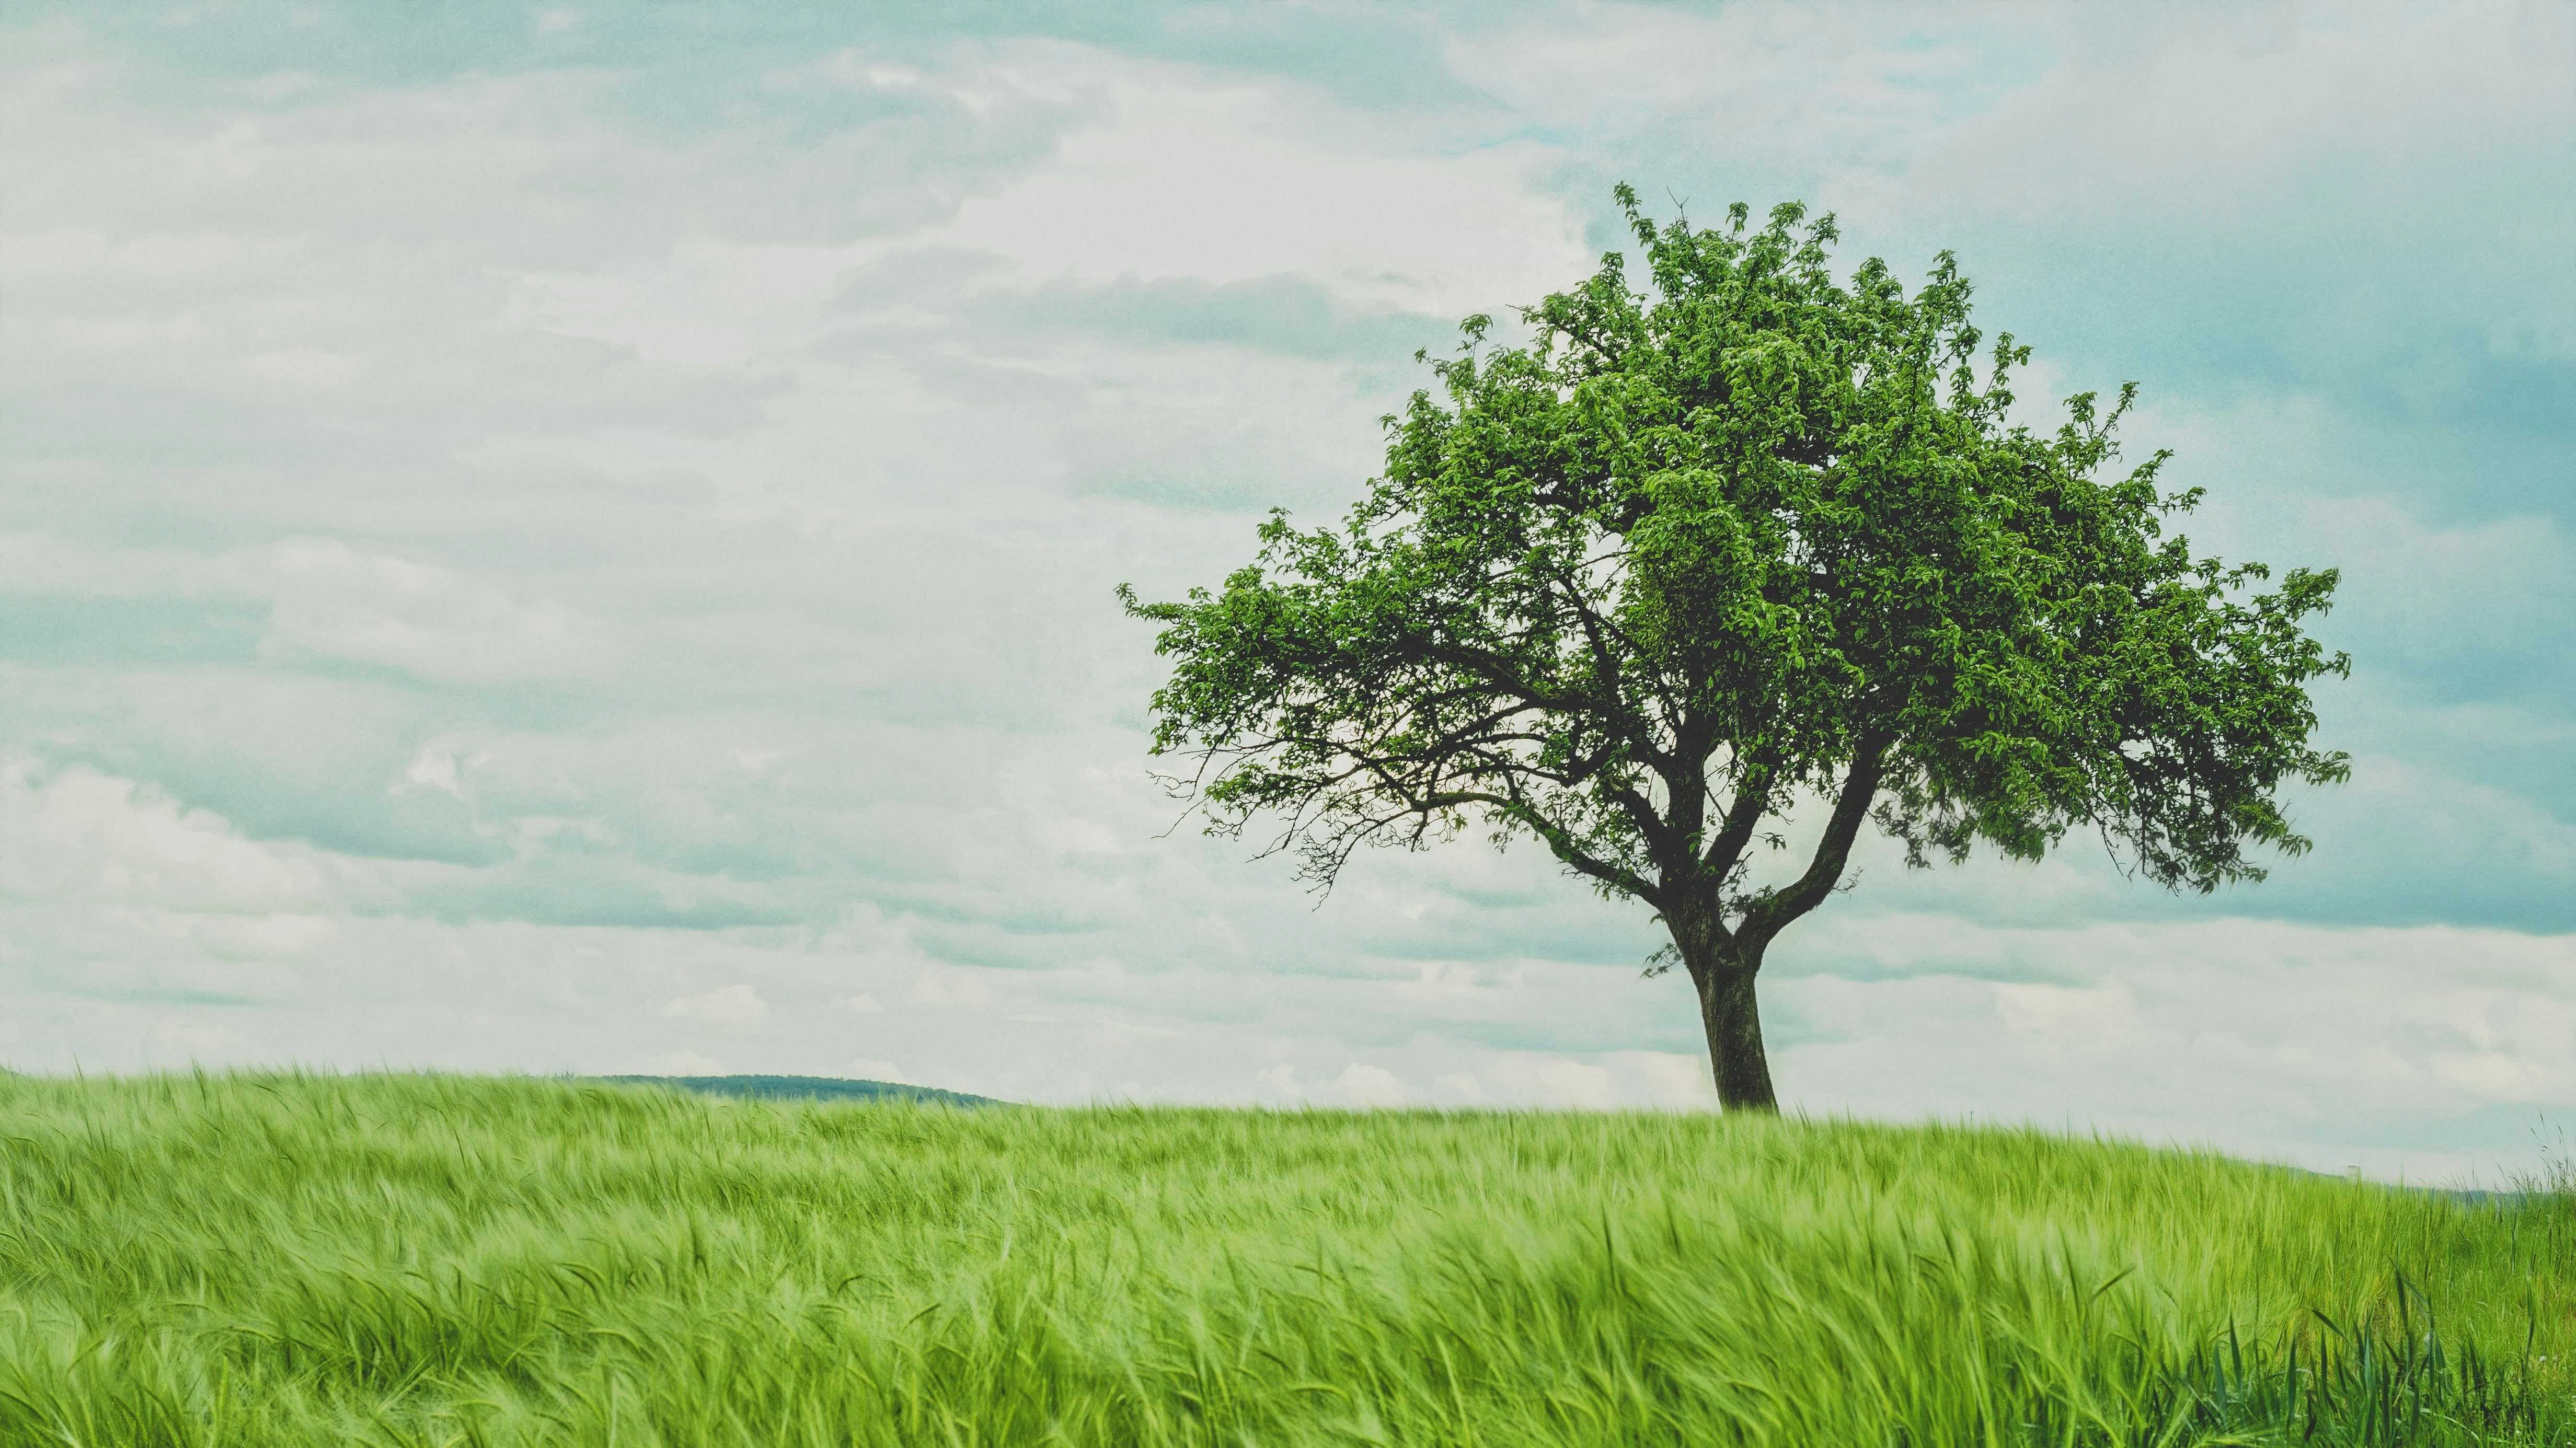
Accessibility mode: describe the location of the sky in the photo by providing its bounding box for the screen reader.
[4,1,2571,1183]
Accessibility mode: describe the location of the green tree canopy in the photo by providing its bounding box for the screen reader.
[1119,187,2350,1110]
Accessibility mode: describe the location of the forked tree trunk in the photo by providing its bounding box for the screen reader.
[1692,952,1778,1113]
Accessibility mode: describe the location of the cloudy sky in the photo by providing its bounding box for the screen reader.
[5,1,2571,1181]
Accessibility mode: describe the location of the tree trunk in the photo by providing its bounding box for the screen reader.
[1694,957,1778,1113]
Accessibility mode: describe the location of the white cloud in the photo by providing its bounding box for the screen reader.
[261,537,603,686]
[838,992,885,1014]
[1481,1054,1620,1110]
[933,49,1590,318]
[1993,982,2137,1044]
[150,1019,247,1058]
[645,1050,726,1075]
[1394,959,1510,1005]
[1627,1052,1717,1110]
[397,744,500,799]
[499,237,893,368]
[0,759,335,915]
[2430,1050,2547,1101]
[0,228,292,282]
[908,971,996,1012]
[402,751,464,796]
[660,983,769,1026]
[1432,1070,1486,1102]
[1896,5,2574,224]
[816,902,949,966]
[1334,1061,1409,1107]
[849,1057,910,1083]
[243,347,361,388]
[0,531,247,598]
[192,912,338,962]
[1443,3,1986,163]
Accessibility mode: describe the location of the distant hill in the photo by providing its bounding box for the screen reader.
[585,1073,997,1108]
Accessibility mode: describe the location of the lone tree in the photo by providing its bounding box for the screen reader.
[1119,188,2350,1111]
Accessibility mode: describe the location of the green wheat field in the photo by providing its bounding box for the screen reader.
[1,1072,2569,1445]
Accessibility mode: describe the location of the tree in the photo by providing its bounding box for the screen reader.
[1117,187,2351,1111]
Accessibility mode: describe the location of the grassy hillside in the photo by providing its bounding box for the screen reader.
[0,1073,2567,1445]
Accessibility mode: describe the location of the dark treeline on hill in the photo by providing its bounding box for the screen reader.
[585,1073,995,1108]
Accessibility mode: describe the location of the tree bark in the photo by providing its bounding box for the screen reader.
[1694,956,1777,1113]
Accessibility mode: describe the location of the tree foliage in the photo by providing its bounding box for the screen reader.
[1119,187,2350,1106]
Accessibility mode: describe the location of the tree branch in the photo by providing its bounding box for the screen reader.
[1740,731,1893,952]
[1699,742,1784,882]
[1422,786,1665,907]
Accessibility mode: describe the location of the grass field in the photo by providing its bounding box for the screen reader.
[1,1072,2568,1445]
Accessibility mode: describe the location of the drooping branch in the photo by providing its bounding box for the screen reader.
[1193,671,1667,904]
[1444,784,1666,908]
